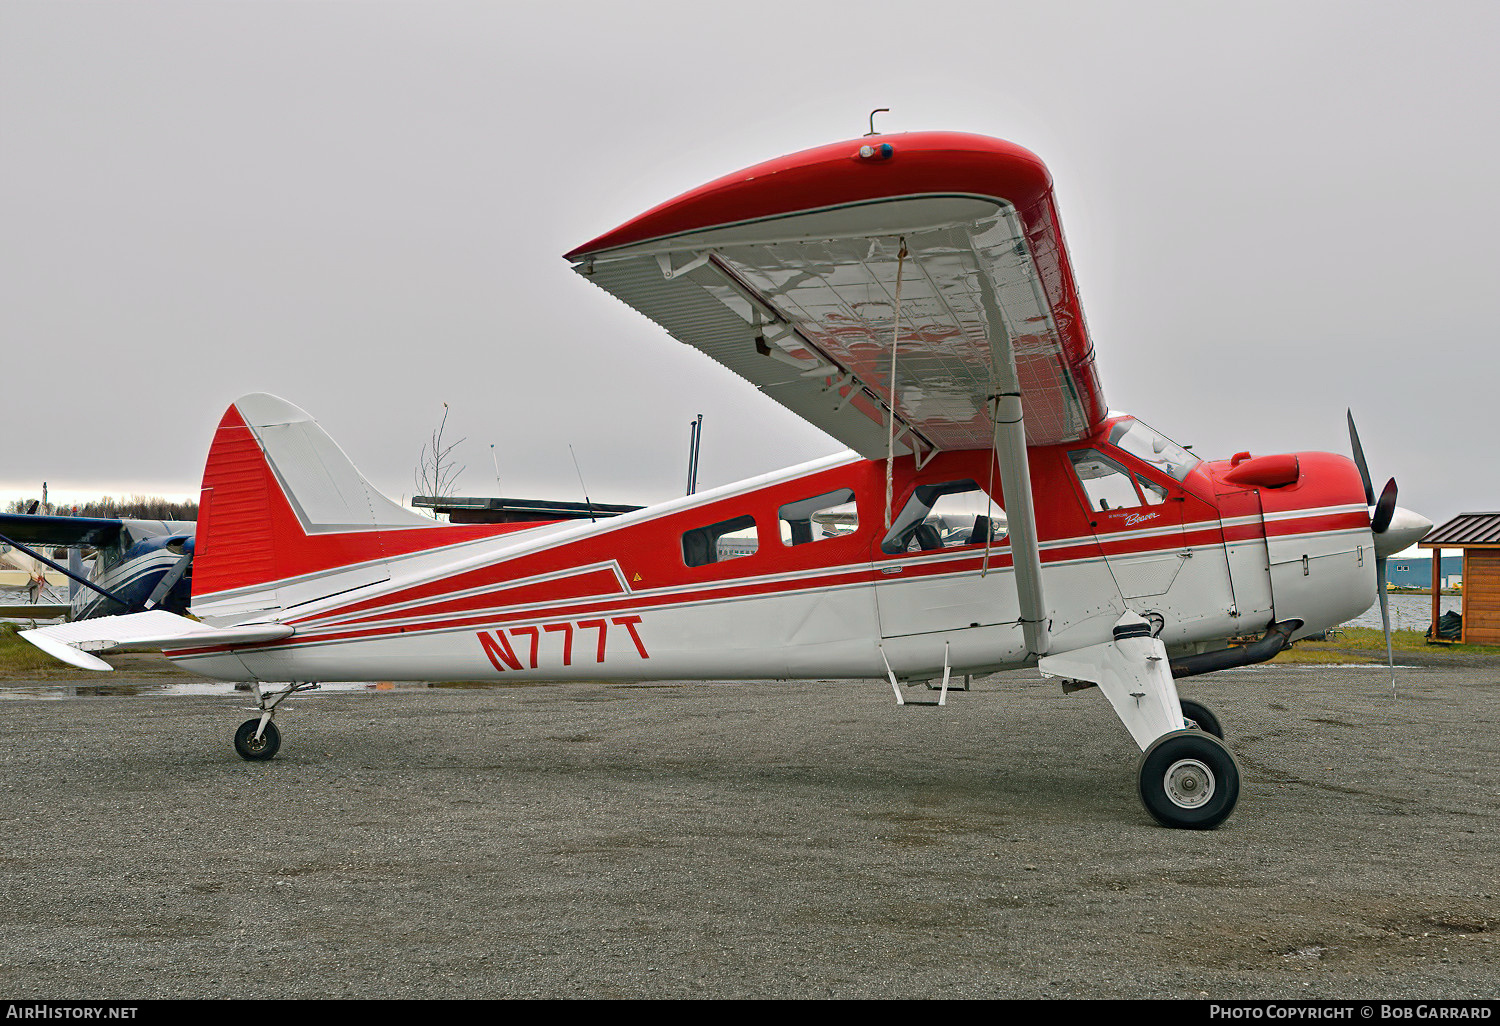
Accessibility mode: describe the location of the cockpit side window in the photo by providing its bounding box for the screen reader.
[1069,450,1145,512]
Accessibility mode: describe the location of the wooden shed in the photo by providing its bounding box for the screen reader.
[1420,512,1500,644]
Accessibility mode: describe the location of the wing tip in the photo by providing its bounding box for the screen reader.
[18,628,114,672]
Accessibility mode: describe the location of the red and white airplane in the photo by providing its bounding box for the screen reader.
[22,131,1431,829]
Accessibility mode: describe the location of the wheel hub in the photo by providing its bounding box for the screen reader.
[1164,758,1216,809]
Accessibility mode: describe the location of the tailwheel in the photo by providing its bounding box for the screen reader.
[1178,698,1224,739]
[1137,729,1239,829]
[234,719,281,761]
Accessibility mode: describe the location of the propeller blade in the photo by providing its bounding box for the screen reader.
[144,552,193,611]
[1371,478,1398,535]
[1376,555,1396,697]
[1347,410,1376,506]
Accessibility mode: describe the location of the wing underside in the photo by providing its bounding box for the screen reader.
[0,512,123,549]
[568,134,1107,459]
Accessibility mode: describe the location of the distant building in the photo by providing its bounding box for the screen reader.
[1386,555,1463,589]
[1421,512,1500,645]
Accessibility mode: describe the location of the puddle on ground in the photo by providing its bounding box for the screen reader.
[1225,664,1419,671]
[0,677,808,700]
[0,680,439,700]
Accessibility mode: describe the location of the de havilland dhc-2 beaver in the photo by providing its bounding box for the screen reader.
[21,131,1431,828]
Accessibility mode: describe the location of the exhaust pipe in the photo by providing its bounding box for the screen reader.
[1169,619,1303,679]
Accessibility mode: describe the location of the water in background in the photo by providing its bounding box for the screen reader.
[1345,593,1460,632]
[0,584,69,622]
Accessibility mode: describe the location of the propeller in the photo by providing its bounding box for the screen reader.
[1348,412,1431,695]
[1371,478,1398,536]
[143,551,192,611]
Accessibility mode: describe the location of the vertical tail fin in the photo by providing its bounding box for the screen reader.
[192,394,433,622]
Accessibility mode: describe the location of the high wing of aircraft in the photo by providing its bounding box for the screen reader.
[19,131,1433,829]
[0,511,195,620]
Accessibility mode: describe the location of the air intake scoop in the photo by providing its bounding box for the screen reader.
[1219,453,1300,489]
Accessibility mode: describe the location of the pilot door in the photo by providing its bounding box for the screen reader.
[1068,449,1189,602]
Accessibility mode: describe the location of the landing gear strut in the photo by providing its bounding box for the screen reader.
[1042,613,1243,828]
[233,681,319,761]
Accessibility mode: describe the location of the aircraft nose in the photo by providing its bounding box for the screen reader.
[1373,506,1432,559]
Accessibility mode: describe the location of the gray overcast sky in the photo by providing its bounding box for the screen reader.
[2,0,1495,533]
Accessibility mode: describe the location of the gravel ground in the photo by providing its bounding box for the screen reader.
[0,661,1496,1000]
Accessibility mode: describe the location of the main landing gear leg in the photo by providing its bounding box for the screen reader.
[234,681,320,761]
[1039,613,1240,829]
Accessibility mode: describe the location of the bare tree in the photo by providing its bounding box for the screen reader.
[413,403,466,518]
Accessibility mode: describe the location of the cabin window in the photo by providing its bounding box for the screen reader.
[682,515,758,567]
[881,480,1007,555]
[1070,450,1145,512]
[779,489,858,547]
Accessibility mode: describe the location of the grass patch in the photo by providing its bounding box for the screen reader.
[1273,626,1500,664]
[0,623,70,677]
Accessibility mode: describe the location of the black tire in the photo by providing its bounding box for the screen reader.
[1178,698,1224,739]
[234,719,281,761]
[1137,729,1239,829]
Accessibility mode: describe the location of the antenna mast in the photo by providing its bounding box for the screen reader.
[568,444,597,523]
[686,414,703,495]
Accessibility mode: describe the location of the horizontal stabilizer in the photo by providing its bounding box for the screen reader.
[20,610,293,672]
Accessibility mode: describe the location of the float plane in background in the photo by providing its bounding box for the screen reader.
[0,510,195,620]
[21,131,1432,828]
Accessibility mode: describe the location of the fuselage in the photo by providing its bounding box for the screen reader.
[170,415,1376,684]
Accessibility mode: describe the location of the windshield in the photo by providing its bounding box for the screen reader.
[1107,418,1201,483]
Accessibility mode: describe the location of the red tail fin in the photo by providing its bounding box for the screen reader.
[192,394,487,619]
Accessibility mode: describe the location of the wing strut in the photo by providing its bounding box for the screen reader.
[987,358,1050,659]
[883,239,908,529]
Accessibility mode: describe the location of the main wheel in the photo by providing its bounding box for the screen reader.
[234,719,281,761]
[1178,698,1224,739]
[1137,729,1239,829]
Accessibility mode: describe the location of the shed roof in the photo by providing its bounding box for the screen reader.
[1420,512,1500,546]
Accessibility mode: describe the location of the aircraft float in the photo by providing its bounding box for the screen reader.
[21,130,1432,828]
